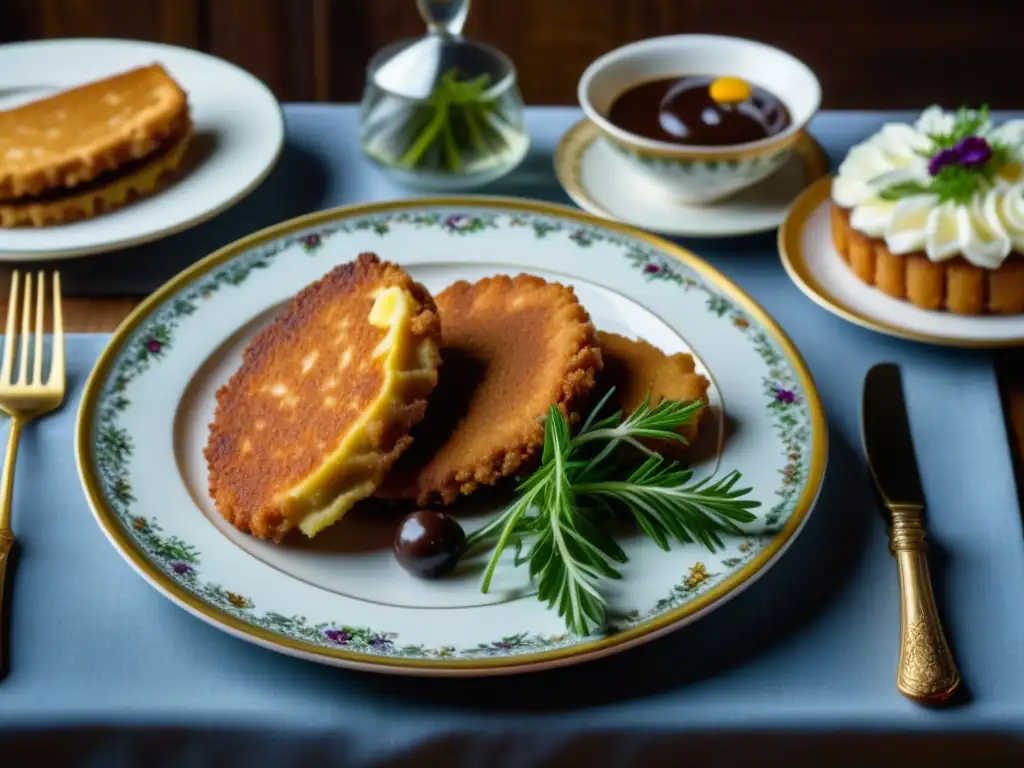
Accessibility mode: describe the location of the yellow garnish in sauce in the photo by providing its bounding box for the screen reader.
[709,77,752,106]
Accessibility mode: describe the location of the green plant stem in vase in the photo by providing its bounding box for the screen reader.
[387,69,517,174]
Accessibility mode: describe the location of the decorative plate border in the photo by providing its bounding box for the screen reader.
[76,196,828,675]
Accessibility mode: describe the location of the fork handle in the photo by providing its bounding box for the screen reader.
[0,528,11,674]
[0,417,23,677]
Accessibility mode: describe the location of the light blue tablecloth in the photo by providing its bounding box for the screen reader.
[2,107,1024,765]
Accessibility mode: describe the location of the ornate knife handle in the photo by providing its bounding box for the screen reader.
[888,506,961,703]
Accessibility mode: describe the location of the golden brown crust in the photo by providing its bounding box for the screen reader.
[377,274,603,506]
[596,331,709,461]
[205,253,441,542]
[0,64,190,199]
[831,202,1024,315]
[0,119,194,227]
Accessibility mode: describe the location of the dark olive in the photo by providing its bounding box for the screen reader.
[394,510,466,579]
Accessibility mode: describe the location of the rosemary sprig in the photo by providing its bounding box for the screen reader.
[463,390,761,636]
[576,461,759,553]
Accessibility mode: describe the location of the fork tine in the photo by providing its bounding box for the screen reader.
[47,271,64,388]
[15,272,31,385]
[33,271,45,386]
[0,271,18,386]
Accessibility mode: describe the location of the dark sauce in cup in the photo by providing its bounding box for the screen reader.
[607,75,791,146]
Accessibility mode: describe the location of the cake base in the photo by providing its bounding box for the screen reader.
[830,203,1024,315]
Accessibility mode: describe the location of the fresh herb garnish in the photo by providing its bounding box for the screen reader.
[879,105,1013,205]
[462,389,760,636]
[928,105,992,149]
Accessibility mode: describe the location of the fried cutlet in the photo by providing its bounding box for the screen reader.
[0,64,189,200]
[205,253,442,542]
[377,274,603,506]
[0,119,194,227]
[597,331,709,461]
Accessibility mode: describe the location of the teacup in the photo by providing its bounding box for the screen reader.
[578,34,821,205]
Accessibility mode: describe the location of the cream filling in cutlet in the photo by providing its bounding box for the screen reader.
[275,286,439,537]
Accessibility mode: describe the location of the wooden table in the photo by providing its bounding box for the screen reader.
[12,292,1024,494]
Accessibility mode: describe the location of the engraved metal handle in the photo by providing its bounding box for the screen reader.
[416,0,470,36]
[889,507,960,703]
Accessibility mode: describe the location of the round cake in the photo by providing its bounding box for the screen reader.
[830,106,1024,314]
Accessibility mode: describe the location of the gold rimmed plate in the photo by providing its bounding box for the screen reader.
[779,176,1024,348]
[75,196,826,676]
[554,119,829,238]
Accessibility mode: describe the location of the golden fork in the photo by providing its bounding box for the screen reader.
[0,271,65,674]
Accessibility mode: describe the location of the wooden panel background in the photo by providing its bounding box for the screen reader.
[4,0,1023,109]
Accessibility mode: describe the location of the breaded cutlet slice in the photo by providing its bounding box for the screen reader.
[597,331,710,461]
[377,274,603,506]
[205,253,442,542]
[0,119,194,227]
[0,64,189,199]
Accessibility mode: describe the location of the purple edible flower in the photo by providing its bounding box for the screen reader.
[955,136,992,167]
[324,629,351,644]
[928,147,962,176]
[928,135,993,176]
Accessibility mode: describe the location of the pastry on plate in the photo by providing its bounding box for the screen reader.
[377,274,603,506]
[205,253,442,542]
[596,331,709,461]
[830,105,1024,314]
[0,63,192,226]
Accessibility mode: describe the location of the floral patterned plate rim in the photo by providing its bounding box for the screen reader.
[75,196,827,676]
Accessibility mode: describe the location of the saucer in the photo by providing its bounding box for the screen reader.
[553,119,829,238]
[779,176,1024,348]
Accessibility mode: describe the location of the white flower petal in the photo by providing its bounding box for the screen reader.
[925,202,963,261]
[915,106,955,136]
[885,195,938,254]
[957,196,1011,268]
[999,182,1024,251]
[831,176,875,208]
[876,123,933,158]
[850,199,896,238]
[991,119,1024,148]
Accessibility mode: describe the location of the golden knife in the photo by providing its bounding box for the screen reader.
[860,362,960,704]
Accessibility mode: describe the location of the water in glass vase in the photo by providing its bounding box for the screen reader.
[360,64,529,191]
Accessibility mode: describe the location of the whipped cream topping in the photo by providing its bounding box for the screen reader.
[832,106,1024,269]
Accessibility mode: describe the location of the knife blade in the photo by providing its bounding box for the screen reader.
[861,362,926,512]
[860,361,960,704]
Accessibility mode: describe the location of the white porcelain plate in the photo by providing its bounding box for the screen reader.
[76,197,827,676]
[554,120,829,238]
[0,38,284,260]
[780,177,1024,347]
